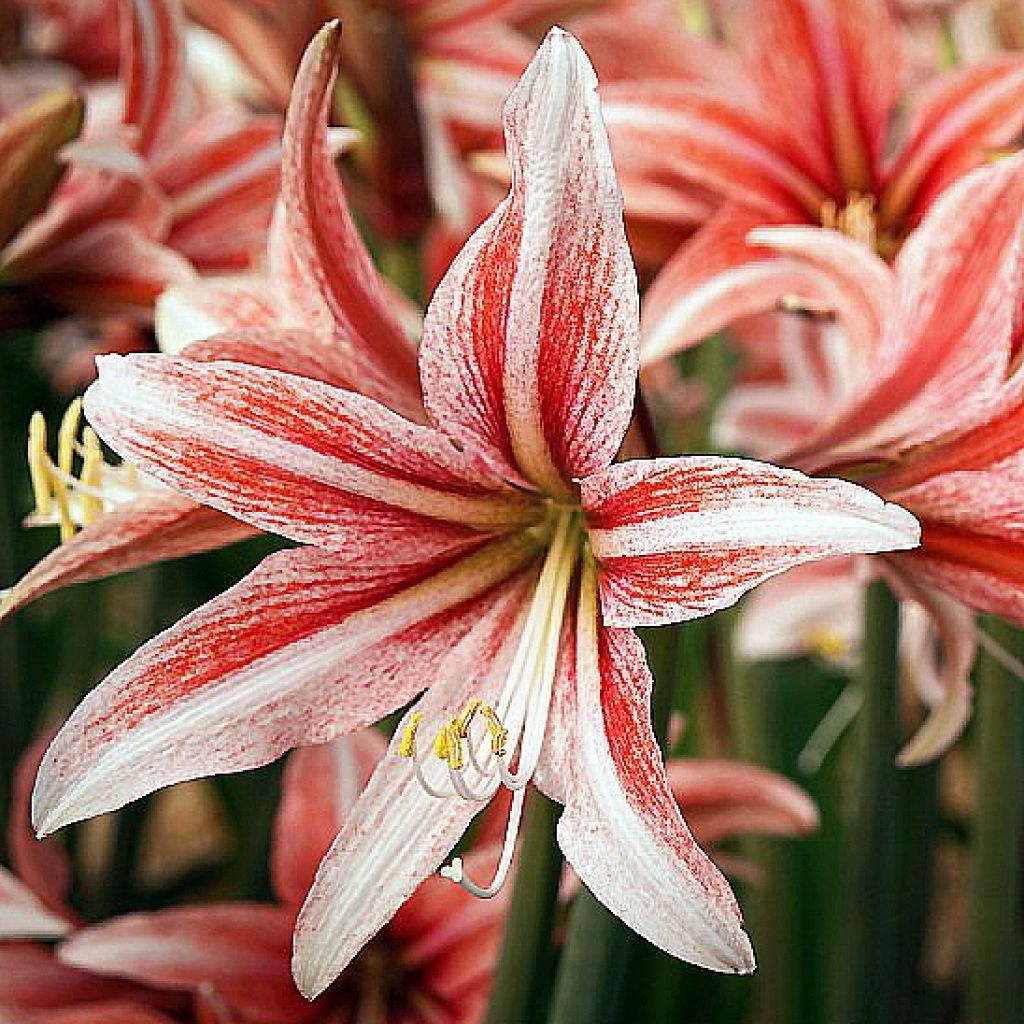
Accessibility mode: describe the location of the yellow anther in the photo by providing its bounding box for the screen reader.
[434,721,465,771]
[480,706,508,757]
[27,412,52,517]
[57,398,82,477]
[454,698,482,737]
[398,712,423,759]
[820,192,877,250]
[79,428,105,525]
[803,625,850,662]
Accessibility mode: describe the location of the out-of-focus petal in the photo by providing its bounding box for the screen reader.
[59,906,311,1024]
[0,868,70,940]
[419,29,639,495]
[668,758,819,845]
[271,732,385,909]
[582,456,920,627]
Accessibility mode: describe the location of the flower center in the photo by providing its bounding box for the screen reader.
[398,507,581,898]
[26,399,145,541]
[819,191,878,250]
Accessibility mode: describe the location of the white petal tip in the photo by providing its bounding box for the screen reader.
[291,950,335,1002]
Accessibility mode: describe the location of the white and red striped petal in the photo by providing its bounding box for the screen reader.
[273,22,422,416]
[556,569,754,973]
[292,572,534,999]
[583,456,920,628]
[0,493,256,623]
[419,28,640,495]
[32,536,538,836]
[83,355,538,548]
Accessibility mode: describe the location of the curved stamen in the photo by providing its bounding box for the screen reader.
[440,785,527,899]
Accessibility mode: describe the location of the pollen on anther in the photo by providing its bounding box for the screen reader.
[398,712,423,758]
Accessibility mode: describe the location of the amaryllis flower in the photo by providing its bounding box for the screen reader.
[694,152,1024,765]
[620,0,1024,364]
[57,731,507,1024]
[32,27,918,996]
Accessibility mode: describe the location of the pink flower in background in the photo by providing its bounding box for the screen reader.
[30,26,918,997]
[0,0,282,316]
[58,731,507,1024]
[626,0,1024,365]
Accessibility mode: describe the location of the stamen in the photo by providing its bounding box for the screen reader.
[23,403,143,540]
[440,785,526,899]
[820,191,877,250]
[398,712,423,758]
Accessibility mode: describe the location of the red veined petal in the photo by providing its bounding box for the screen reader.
[32,535,538,836]
[292,571,534,999]
[0,492,256,623]
[556,567,754,973]
[583,455,919,628]
[419,29,640,495]
[83,355,539,548]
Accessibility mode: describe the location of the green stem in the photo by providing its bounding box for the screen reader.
[831,580,902,1024]
[485,792,563,1024]
[969,618,1024,1024]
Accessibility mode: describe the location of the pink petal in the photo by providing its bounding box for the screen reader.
[293,571,535,999]
[889,573,977,767]
[1,493,256,622]
[0,867,70,939]
[9,734,73,919]
[120,0,190,157]
[882,54,1024,229]
[33,536,538,835]
[83,354,538,549]
[803,154,1024,459]
[59,906,312,1024]
[600,83,825,219]
[556,572,754,973]
[583,456,920,628]
[0,1001,178,1024]
[0,944,141,1009]
[667,759,819,845]
[419,29,640,495]
[271,732,386,909]
[744,0,902,196]
[273,22,422,416]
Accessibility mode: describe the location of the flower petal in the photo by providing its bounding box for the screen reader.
[292,571,534,999]
[557,567,754,973]
[83,354,538,548]
[882,54,1024,229]
[419,28,640,494]
[668,758,819,845]
[271,732,386,909]
[273,22,422,416]
[583,456,920,628]
[0,493,256,622]
[33,536,537,835]
[0,867,71,940]
[59,906,311,1024]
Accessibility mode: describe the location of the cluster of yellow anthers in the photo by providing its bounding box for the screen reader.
[399,699,509,771]
[26,399,128,541]
[819,191,878,251]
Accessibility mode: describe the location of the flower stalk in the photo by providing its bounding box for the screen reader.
[969,618,1024,1024]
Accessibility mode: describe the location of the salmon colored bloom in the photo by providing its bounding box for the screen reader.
[32,27,918,996]
[625,0,1024,364]
[57,731,507,1024]
[695,153,1024,764]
